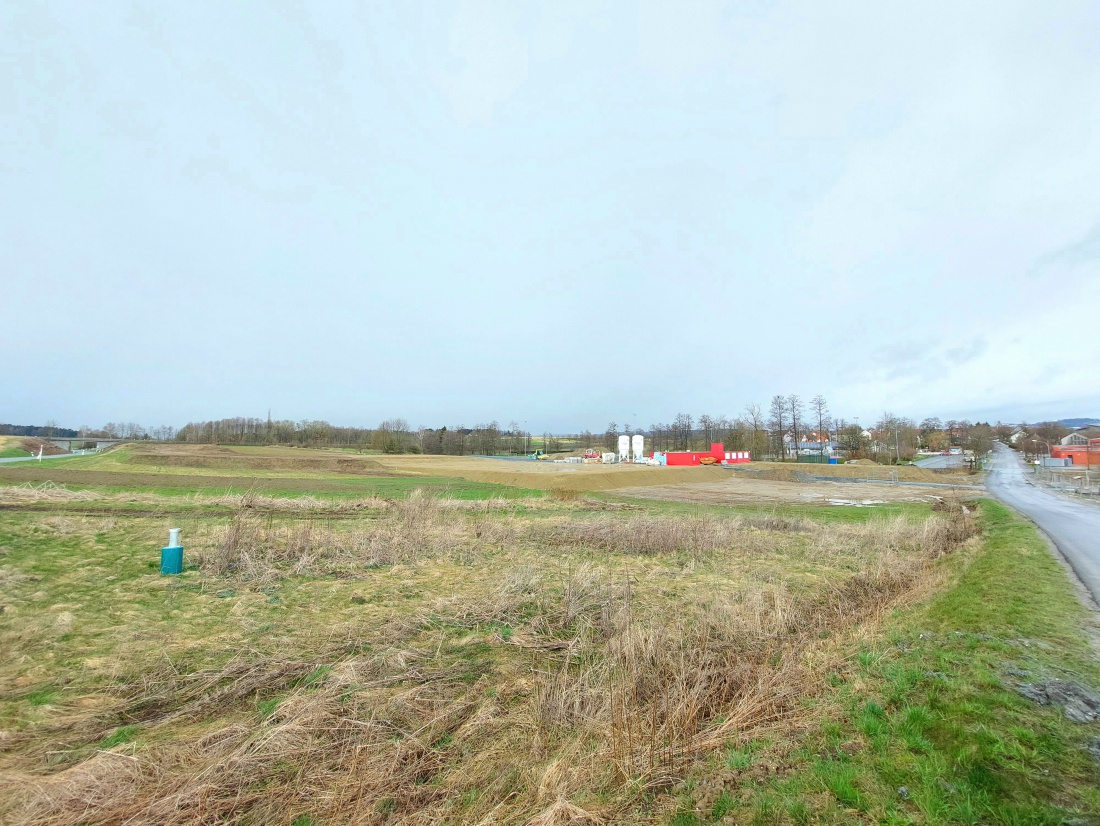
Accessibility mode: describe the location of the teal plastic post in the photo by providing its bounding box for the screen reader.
[161,545,183,575]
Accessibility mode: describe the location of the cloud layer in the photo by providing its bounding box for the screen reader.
[2,1,1097,430]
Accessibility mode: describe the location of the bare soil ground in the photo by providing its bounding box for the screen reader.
[371,454,723,490]
[365,454,977,493]
[0,437,63,456]
[613,476,980,507]
[0,444,979,504]
[105,443,399,475]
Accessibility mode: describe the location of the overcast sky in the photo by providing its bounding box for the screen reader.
[3,1,1099,433]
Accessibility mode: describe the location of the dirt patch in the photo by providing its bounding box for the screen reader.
[122,444,390,475]
[7,437,66,456]
[359,454,727,491]
[730,463,975,486]
[611,476,969,506]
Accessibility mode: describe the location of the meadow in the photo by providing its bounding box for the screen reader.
[0,446,1097,824]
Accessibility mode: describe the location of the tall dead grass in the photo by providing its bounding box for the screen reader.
[2,507,980,825]
[532,511,812,557]
[197,489,519,579]
[529,512,980,787]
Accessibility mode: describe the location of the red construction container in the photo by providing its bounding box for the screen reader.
[665,443,749,465]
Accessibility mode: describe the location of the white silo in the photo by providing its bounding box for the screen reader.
[618,434,630,462]
[631,434,644,462]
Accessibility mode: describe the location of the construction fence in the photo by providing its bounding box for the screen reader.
[1031,466,1100,498]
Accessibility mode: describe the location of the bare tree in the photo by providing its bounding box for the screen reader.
[648,422,666,452]
[602,426,620,453]
[810,395,829,448]
[967,422,994,462]
[836,421,867,455]
[768,396,787,460]
[673,412,694,451]
[372,418,411,454]
[874,412,919,463]
[743,403,767,459]
[699,414,715,447]
[786,395,804,457]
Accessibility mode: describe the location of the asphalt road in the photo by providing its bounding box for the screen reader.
[0,452,91,464]
[915,454,967,469]
[986,442,1100,605]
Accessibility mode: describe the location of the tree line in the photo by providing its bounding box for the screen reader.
[0,423,78,438]
[25,406,1061,464]
[172,416,543,456]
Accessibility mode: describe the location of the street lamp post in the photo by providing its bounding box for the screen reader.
[1029,439,1051,460]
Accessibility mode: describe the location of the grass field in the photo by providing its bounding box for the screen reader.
[0,446,1096,824]
[0,436,31,459]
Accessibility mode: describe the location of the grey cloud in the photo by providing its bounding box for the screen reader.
[945,337,988,366]
[1029,222,1100,281]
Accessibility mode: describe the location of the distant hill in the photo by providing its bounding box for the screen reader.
[1059,418,1100,428]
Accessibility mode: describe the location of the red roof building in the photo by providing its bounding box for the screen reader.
[1051,438,1100,466]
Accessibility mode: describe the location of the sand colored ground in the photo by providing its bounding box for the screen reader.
[612,475,981,506]
[366,453,978,492]
[29,444,979,497]
[368,454,723,490]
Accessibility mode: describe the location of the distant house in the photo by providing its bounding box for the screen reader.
[1052,437,1100,466]
[797,439,835,456]
[1060,426,1100,446]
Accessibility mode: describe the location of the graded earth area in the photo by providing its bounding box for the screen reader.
[612,476,979,507]
[0,443,979,501]
[366,452,978,491]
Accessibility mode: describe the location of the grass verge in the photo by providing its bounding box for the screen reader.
[670,501,1100,824]
[0,494,979,824]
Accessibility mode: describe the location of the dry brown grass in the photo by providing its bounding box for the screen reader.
[0,500,980,825]
[0,481,625,515]
[192,500,821,580]
[0,481,392,512]
[195,490,520,579]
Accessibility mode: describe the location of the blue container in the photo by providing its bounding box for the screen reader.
[161,545,183,575]
[828,457,839,464]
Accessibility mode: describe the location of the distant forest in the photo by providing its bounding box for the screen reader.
[0,423,78,438]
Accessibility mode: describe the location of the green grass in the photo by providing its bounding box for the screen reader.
[674,500,1100,823]
[3,476,1095,824]
[98,724,140,749]
[0,475,544,502]
[0,448,31,459]
[26,687,60,706]
[600,492,936,523]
